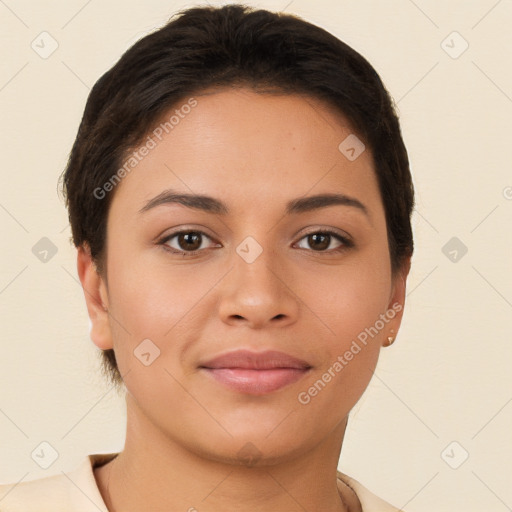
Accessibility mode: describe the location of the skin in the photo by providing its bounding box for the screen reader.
[78,87,410,512]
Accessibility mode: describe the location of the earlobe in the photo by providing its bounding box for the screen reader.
[77,244,113,350]
[383,256,411,347]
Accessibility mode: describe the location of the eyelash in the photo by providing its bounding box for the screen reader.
[157,229,354,257]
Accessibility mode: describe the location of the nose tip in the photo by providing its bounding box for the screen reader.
[218,256,299,329]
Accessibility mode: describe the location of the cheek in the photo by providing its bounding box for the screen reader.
[105,262,204,411]
[295,343,379,433]
[297,255,391,349]
[105,254,225,386]
[292,252,390,408]
[294,261,388,416]
[107,254,217,338]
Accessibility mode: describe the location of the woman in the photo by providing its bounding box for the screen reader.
[0,4,414,511]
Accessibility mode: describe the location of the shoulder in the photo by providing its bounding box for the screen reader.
[0,456,403,512]
[0,453,117,512]
[337,471,405,512]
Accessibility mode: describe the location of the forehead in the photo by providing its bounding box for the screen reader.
[108,88,383,222]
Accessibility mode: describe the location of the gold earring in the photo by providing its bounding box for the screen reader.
[383,330,395,347]
[383,336,395,347]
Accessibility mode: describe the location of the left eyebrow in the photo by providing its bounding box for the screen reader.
[139,189,369,218]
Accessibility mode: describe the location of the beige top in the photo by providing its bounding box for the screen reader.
[0,453,404,511]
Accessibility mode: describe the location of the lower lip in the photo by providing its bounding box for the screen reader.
[201,368,310,395]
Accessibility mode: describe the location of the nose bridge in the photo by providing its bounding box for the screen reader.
[217,236,298,327]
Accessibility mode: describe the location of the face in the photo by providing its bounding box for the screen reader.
[80,87,409,465]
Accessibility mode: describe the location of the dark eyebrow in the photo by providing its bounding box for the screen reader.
[139,190,229,215]
[286,193,368,217]
[139,189,369,218]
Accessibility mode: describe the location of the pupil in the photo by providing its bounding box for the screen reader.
[310,233,329,250]
[180,232,201,250]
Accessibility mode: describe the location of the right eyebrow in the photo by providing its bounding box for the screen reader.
[139,190,228,215]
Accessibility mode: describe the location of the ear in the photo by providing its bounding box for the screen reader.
[383,255,412,346]
[77,244,113,350]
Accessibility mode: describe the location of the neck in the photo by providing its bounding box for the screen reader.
[99,394,358,512]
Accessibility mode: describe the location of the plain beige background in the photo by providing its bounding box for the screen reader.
[1,1,511,511]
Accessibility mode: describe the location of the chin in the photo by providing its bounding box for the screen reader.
[177,421,320,468]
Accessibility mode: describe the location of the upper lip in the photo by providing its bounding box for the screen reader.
[199,349,312,370]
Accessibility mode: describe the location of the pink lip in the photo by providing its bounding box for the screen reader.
[199,349,312,395]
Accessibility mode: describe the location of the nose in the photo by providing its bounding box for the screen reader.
[217,244,300,329]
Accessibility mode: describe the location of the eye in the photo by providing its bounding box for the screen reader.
[159,230,218,256]
[158,228,353,257]
[295,230,353,253]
